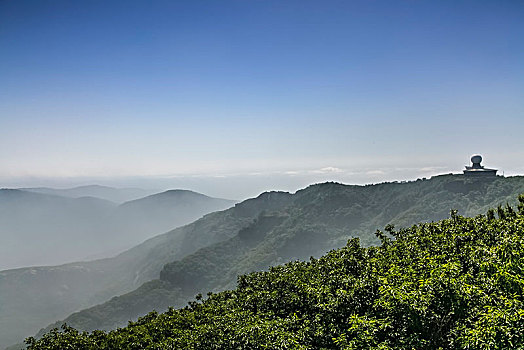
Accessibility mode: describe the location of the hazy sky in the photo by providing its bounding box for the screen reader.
[1,0,523,199]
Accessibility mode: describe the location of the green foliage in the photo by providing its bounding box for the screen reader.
[25,196,524,349]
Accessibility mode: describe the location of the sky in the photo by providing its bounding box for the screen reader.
[1,0,523,199]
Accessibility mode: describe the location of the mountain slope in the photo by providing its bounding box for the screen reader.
[0,189,238,348]
[0,188,236,270]
[111,190,237,246]
[26,195,524,349]
[0,189,118,269]
[34,175,524,342]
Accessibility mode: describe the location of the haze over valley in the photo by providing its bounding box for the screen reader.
[0,187,236,270]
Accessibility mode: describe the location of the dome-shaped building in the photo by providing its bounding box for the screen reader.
[463,155,497,177]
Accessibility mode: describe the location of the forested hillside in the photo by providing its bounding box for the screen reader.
[30,175,524,346]
[26,194,524,349]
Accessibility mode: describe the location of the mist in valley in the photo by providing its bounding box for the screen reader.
[0,187,236,270]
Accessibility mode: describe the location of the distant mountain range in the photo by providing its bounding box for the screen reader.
[0,187,236,348]
[0,187,236,270]
[20,185,158,204]
[3,175,524,349]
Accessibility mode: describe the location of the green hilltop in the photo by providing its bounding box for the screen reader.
[26,193,524,349]
[24,174,524,347]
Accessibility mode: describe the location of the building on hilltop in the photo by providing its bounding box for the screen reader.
[463,155,497,177]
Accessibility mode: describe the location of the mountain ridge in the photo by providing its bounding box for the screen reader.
[28,175,524,347]
[24,193,524,349]
[20,185,158,204]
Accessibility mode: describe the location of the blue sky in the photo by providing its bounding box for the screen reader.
[1,0,523,199]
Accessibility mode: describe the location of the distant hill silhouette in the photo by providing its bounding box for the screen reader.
[0,187,236,348]
[21,185,158,203]
[0,189,118,268]
[0,188,236,270]
[113,190,237,245]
